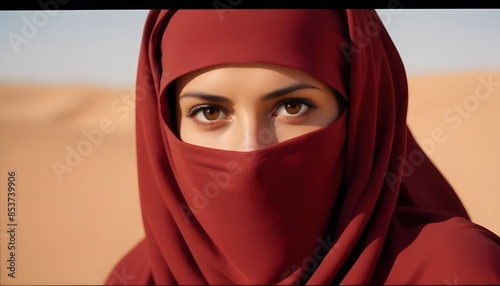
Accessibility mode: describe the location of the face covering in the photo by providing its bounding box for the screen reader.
[106,9,500,285]
[165,111,346,284]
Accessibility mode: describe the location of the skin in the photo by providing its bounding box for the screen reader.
[175,62,343,151]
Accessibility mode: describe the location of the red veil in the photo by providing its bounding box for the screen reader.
[106,10,500,285]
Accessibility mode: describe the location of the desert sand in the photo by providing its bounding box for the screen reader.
[0,71,499,284]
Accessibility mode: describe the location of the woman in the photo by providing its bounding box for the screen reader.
[106,9,500,285]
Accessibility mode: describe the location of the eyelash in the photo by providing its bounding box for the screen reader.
[186,98,317,128]
[272,98,316,121]
[186,104,227,128]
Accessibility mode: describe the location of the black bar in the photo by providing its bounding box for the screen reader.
[1,0,500,10]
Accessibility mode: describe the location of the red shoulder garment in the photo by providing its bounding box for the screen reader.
[106,9,500,285]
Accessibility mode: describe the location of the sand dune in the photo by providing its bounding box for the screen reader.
[407,71,500,236]
[0,71,499,284]
[0,84,144,285]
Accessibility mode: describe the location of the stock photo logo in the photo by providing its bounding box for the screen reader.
[50,67,162,182]
[384,73,500,192]
[7,0,70,54]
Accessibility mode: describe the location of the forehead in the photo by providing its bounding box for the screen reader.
[175,62,330,93]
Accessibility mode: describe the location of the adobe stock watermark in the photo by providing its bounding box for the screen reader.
[7,0,70,54]
[178,124,287,224]
[50,88,141,182]
[51,117,116,182]
[444,276,459,286]
[281,234,339,284]
[442,74,499,131]
[212,0,243,21]
[51,67,162,183]
[178,159,243,224]
[341,2,403,63]
[376,0,404,27]
[385,73,499,192]
[107,267,135,285]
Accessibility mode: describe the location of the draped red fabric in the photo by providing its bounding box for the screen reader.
[106,9,500,285]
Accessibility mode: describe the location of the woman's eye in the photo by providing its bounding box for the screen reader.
[275,99,312,117]
[191,106,228,122]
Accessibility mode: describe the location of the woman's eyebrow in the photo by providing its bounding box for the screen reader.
[178,82,320,103]
[178,91,232,103]
[261,83,320,101]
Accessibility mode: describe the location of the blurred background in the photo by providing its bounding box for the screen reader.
[2,10,500,86]
[0,9,499,285]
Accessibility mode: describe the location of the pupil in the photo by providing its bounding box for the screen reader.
[285,102,301,114]
[203,108,219,120]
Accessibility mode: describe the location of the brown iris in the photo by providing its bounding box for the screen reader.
[203,107,220,120]
[284,102,302,114]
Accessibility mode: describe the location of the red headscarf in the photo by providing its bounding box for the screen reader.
[106,9,500,285]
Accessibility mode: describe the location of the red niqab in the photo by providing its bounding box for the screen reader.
[106,9,500,285]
